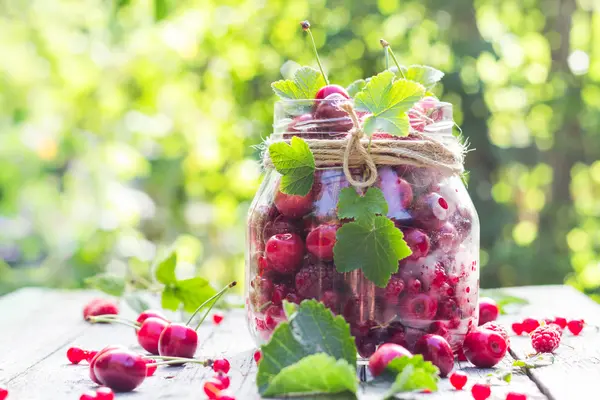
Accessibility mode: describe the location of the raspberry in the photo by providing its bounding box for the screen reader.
[531,325,561,353]
[521,318,540,334]
[377,276,405,302]
[567,319,585,335]
[295,262,334,299]
[481,321,510,345]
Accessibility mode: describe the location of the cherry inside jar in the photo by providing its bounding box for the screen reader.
[245,98,479,358]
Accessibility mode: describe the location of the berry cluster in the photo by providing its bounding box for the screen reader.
[511,317,585,336]
[248,163,478,355]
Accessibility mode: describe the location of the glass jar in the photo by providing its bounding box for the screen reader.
[245,97,480,358]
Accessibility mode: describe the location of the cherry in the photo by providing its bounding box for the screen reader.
[471,383,491,400]
[213,358,231,374]
[254,350,262,364]
[553,317,567,329]
[145,359,157,377]
[567,318,585,335]
[83,298,119,320]
[0,387,8,400]
[449,371,468,390]
[481,322,510,345]
[136,310,168,324]
[287,113,315,134]
[506,393,527,400]
[521,318,540,334]
[95,387,115,400]
[397,293,438,327]
[368,343,413,377]
[463,328,507,368]
[215,372,231,389]
[138,317,169,355]
[412,192,449,229]
[478,297,499,325]
[79,391,96,400]
[158,323,198,358]
[414,334,454,377]
[403,228,430,260]
[511,322,524,335]
[274,189,313,218]
[67,346,87,364]
[265,233,305,274]
[432,222,460,253]
[455,345,468,361]
[213,312,224,325]
[203,377,227,399]
[90,346,126,384]
[315,85,350,100]
[306,224,337,260]
[93,349,146,392]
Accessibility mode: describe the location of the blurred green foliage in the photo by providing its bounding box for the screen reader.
[0,0,599,301]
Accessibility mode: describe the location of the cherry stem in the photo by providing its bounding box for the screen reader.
[151,358,212,367]
[380,39,406,79]
[185,281,237,329]
[87,316,140,329]
[302,21,329,85]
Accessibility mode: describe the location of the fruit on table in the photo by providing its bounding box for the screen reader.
[137,317,170,355]
[414,334,454,377]
[478,297,499,325]
[449,371,468,390]
[463,328,508,368]
[93,349,146,392]
[158,323,198,358]
[368,343,413,377]
[136,310,168,324]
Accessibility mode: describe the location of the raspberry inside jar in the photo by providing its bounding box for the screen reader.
[246,98,479,358]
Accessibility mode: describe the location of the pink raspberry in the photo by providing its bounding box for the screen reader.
[294,262,334,299]
[531,325,561,353]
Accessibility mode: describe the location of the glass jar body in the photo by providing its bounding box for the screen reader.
[245,165,479,358]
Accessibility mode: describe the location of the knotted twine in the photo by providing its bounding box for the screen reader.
[262,102,466,188]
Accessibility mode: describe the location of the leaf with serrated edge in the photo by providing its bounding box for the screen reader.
[262,354,357,397]
[346,79,366,97]
[257,300,357,395]
[161,286,179,310]
[268,136,315,196]
[154,251,177,284]
[85,273,126,297]
[402,65,445,89]
[337,187,388,220]
[283,300,298,319]
[385,364,438,398]
[354,70,425,136]
[174,277,216,313]
[271,67,326,99]
[334,216,412,287]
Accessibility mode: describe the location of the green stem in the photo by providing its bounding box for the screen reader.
[305,27,329,85]
[387,47,406,79]
[385,47,390,70]
[152,359,212,367]
[185,281,237,329]
[87,316,139,329]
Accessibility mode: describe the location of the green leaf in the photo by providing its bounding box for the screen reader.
[401,65,445,89]
[334,216,412,287]
[154,251,177,285]
[123,293,150,314]
[337,187,388,220]
[161,286,179,310]
[154,0,168,21]
[268,136,315,196]
[283,300,298,319]
[354,70,426,136]
[271,67,326,100]
[115,0,131,11]
[384,355,439,398]
[257,300,357,396]
[346,79,366,97]
[85,273,125,297]
[262,354,357,397]
[173,277,216,313]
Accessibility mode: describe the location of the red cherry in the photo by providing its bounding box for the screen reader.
[213,358,231,374]
[136,310,168,324]
[463,328,507,368]
[89,346,126,384]
[414,334,454,377]
[67,346,86,364]
[511,322,524,335]
[315,85,350,100]
[287,113,314,134]
[397,293,438,327]
[274,190,313,218]
[506,392,527,400]
[471,383,491,400]
[368,343,413,377]
[212,312,224,325]
[145,359,157,377]
[137,317,169,355]
[567,319,585,335]
[265,233,305,274]
[253,350,262,364]
[83,298,119,319]
[158,323,198,358]
[93,349,146,392]
[449,371,468,390]
[478,297,499,325]
[95,387,115,400]
[79,391,97,400]
[0,387,8,400]
[521,318,540,334]
[403,228,430,260]
[306,224,337,260]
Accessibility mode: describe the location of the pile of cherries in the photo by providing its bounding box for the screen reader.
[248,112,479,356]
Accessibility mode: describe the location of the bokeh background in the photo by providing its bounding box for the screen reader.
[0,0,599,301]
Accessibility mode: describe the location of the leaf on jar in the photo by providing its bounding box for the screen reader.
[346,79,367,97]
[400,65,445,90]
[333,216,412,287]
[268,136,315,196]
[271,66,327,100]
[337,187,388,221]
[354,70,425,137]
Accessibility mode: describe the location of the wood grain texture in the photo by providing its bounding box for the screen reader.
[0,286,595,399]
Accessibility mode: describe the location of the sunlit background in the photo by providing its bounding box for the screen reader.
[0,0,599,301]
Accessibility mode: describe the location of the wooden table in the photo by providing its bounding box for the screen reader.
[1,285,599,399]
